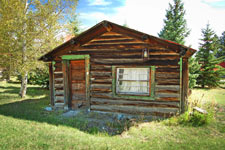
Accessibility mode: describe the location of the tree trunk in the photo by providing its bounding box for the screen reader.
[19,71,28,98]
[18,0,29,98]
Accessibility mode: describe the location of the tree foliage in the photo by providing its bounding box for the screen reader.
[158,0,190,45]
[189,57,201,88]
[66,14,81,36]
[216,31,225,58]
[196,24,225,88]
[0,0,79,97]
[158,0,201,88]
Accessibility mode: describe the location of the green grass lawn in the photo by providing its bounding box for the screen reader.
[0,81,224,150]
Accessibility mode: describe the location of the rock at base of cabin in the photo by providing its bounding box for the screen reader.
[45,107,53,111]
[117,114,124,120]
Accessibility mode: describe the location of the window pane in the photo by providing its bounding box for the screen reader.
[117,81,149,94]
[116,68,149,94]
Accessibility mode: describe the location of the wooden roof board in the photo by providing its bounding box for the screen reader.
[39,20,196,61]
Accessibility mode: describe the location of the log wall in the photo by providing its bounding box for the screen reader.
[53,58,64,108]
[52,31,181,117]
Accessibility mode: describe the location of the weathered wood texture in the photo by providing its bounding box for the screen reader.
[54,61,64,106]
[181,58,189,113]
[51,31,181,116]
[49,63,54,106]
[70,60,87,109]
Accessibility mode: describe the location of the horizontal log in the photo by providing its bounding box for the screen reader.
[156,73,180,79]
[54,67,62,72]
[95,34,124,39]
[91,71,112,77]
[92,58,143,64]
[91,92,113,98]
[156,97,179,101]
[91,59,179,66]
[54,71,63,74]
[91,98,179,108]
[156,80,180,85]
[91,105,179,115]
[82,43,149,49]
[71,47,178,54]
[91,65,112,71]
[55,103,64,107]
[149,52,179,55]
[89,38,138,44]
[149,55,180,59]
[91,84,112,89]
[54,84,64,88]
[156,68,180,73]
[155,85,180,90]
[74,49,131,53]
[55,78,63,82]
[55,100,64,103]
[55,79,63,84]
[91,53,142,59]
[91,78,112,83]
[54,74,63,78]
[90,88,112,92]
[156,93,180,98]
[157,66,179,69]
[55,90,64,95]
[55,96,64,101]
[155,89,179,94]
[156,79,180,83]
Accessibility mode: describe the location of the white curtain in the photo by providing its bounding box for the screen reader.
[116,68,149,94]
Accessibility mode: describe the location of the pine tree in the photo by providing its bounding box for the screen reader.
[216,31,225,58]
[158,0,201,89]
[189,57,201,88]
[67,14,81,36]
[196,24,225,88]
[158,0,190,45]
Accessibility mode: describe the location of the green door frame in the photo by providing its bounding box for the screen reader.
[62,55,90,109]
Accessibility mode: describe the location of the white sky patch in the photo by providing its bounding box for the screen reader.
[79,0,225,50]
[88,0,112,6]
[203,0,225,2]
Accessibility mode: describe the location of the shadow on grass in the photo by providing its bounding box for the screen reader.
[0,85,47,98]
[0,84,132,136]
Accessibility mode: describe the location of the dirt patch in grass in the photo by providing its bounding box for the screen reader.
[59,109,155,135]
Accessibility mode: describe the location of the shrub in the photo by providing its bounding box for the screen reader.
[163,94,215,127]
[29,68,49,88]
[179,111,212,126]
[17,66,49,88]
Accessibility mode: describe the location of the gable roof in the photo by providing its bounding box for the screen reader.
[39,20,196,61]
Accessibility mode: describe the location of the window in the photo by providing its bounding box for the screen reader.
[116,68,150,95]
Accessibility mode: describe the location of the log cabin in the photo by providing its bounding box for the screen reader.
[39,20,196,117]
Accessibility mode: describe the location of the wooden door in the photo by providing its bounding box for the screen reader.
[70,60,86,109]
